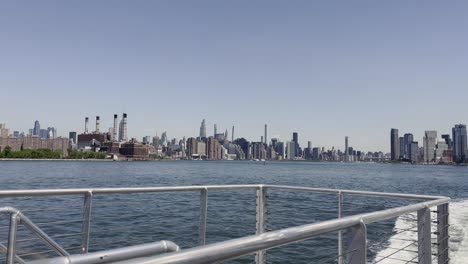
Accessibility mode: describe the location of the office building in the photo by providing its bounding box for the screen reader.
[345,136,349,162]
[287,141,296,160]
[403,133,413,159]
[399,137,404,159]
[33,120,40,136]
[390,129,399,161]
[452,124,467,163]
[423,131,437,163]
[409,141,419,163]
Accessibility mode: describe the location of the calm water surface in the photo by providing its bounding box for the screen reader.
[0,161,466,263]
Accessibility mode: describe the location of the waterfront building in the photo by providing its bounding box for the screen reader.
[199,119,206,139]
[292,132,299,157]
[0,136,69,157]
[197,141,206,157]
[276,141,285,160]
[118,113,128,142]
[206,137,222,160]
[312,147,320,161]
[399,137,404,159]
[119,141,149,160]
[13,131,19,138]
[403,133,413,159]
[186,137,198,159]
[423,131,437,163]
[452,124,467,163]
[112,114,118,141]
[251,142,266,160]
[390,129,399,161]
[409,141,419,163]
[287,141,296,160]
[345,136,349,162]
[436,141,449,163]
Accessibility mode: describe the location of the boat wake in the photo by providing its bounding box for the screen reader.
[372,199,468,264]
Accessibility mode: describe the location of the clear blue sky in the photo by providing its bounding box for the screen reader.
[1,1,467,152]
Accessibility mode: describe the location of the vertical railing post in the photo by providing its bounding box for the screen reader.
[345,221,367,264]
[255,186,267,264]
[338,191,344,264]
[198,188,208,246]
[6,213,19,264]
[81,191,93,254]
[437,203,449,264]
[417,207,432,264]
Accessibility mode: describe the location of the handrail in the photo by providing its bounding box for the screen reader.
[133,197,450,264]
[27,240,180,264]
[0,184,447,200]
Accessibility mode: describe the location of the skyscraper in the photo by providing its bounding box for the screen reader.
[409,141,419,163]
[390,129,399,161]
[113,114,118,141]
[345,136,349,162]
[292,132,299,157]
[399,137,404,159]
[286,141,296,160]
[452,124,467,163]
[214,124,217,137]
[403,133,413,159]
[423,131,437,163]
[199,119,206,138]
[119,113,128,142]
[231,126,234,142]
[33,120,40,136]
[264,124,267,145]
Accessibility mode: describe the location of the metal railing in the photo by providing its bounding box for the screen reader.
[0,185,450,264]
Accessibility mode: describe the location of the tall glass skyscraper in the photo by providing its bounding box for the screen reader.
[452,124,467,163]
[390,129,399,161]
[33,120,40,136]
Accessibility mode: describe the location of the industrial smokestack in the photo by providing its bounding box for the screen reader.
[122,113,128,141]
[113,114,118,141]
[85,117,89,134]
[95,116,100,133]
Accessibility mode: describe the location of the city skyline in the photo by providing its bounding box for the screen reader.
[1,1,468,151]
[2,114,467,155]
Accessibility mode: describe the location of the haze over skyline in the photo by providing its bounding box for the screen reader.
[1,1,467,151]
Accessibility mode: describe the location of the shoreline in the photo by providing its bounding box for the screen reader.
[0,159,466,166]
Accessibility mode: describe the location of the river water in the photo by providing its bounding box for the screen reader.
[0,161,466,263]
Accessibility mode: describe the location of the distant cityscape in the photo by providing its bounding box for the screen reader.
[390,125,467,164]
[0,114,467,163]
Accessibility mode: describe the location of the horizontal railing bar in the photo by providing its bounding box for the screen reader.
[264,185,447,200]
[138,198,449,264]
[0,185,447,201]
[0,185,262,197]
